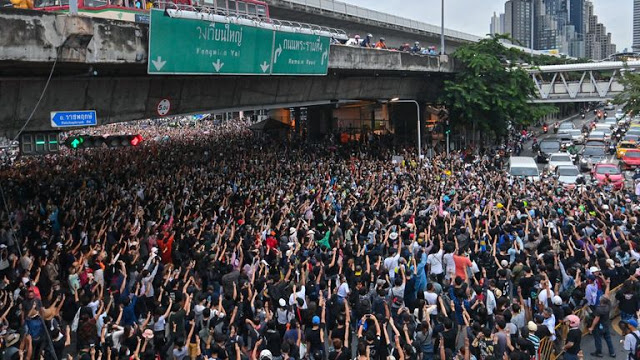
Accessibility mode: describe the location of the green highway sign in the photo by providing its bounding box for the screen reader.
[271,32,330,75]
[148,9,330,76]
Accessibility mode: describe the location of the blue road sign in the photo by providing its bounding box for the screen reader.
[50,111,97,128]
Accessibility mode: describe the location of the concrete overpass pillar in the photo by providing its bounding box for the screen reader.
[390,102,422,147]
[293,107,301,136]
[307,106,333,141]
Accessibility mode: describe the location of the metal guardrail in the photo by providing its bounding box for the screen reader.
[272,0,483,42]
[156,1,348,38]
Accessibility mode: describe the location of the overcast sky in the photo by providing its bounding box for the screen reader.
[344,0,632,51]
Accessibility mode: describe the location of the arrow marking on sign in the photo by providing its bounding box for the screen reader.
[274,45,283,64]
[321,51,328,65]
[152,56,166,71]
[212,59,224,72]
[260,61,270,73]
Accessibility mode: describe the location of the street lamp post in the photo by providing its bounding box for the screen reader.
[391,98,421,162]
[440,0,445,54]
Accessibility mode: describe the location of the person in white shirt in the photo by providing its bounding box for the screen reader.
[288,284,307,309]
[542,308,556,341]
[384,232,402,280]
[423,283,439,314]
[427,248,444,280]
[620,319,640,360]
[345,35,361,46]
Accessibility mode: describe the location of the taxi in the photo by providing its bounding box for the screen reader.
[616,141,638,158]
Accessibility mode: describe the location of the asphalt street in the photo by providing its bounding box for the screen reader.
[523,108,629,358]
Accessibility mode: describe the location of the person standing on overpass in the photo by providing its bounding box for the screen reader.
[361,34,373,48]
[346,35,361,46]
[411,41,421,53]
[375,37,387,49]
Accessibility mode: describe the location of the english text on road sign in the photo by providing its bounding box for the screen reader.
[50,111,97,128]
[148,9,330,76]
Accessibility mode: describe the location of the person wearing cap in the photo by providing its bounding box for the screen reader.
[620,318,640,360]
[525,321,540,354]
[563,315,582,360]
[305,293,326,359]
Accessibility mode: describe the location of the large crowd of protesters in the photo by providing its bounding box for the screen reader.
[0,117,639,360]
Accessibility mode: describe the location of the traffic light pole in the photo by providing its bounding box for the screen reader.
[446,130,450,155]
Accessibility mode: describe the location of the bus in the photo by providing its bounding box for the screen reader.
[32,0,270,24]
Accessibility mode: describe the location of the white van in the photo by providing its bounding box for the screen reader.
[509,156,540,181]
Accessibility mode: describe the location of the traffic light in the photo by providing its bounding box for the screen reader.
[130,135,143,146]
[64,136,85,149]
[64,135,143,149]
[445,120,451,135]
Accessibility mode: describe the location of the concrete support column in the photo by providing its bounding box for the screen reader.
[307,106,333,141]
[293,107,301,135]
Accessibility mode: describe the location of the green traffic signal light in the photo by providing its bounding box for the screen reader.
[70,138,81,148]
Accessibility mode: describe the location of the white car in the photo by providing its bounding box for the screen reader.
[564,129,584,144]
[547,153,574,171]
[556,165,582,185]
[558,122,575,131]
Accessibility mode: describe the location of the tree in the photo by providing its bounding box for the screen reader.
[613,66,640,115]
[441,35,554,138]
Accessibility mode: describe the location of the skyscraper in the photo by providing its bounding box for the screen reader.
[569,0,584,35]
[634,0,640,51]
[505,0,532,48]
[490,12,506,35]
[584,1,616,60]
[494,0,614,59]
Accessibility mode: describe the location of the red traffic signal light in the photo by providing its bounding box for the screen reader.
[130,134,143,146]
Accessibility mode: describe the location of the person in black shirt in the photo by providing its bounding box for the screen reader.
[357,314,381,360]
[305,295,326,358]
[563,315,582,360]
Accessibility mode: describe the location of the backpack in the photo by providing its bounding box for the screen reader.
[372,295,385,316]
[630,332,640,360]
[356,294,372,316]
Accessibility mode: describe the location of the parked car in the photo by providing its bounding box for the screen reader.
[591,162,624,190]
[547,153,574,172]
[555,165,583,187]
[621,149,640,170]
[537,140,560,163]
[558,122,575,131]
[579,146,607,172]
[564,129,584,144]
[509,157,540,181]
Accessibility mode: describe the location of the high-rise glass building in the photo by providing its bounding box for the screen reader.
[505,0,532,48]
[634,0,640,51]
[494,0,615,59]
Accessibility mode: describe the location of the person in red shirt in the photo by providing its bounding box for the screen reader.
[453,251,472,281]
[265,232,278,250]
[157,231,174,264]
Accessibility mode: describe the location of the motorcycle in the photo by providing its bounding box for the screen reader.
[581,113,585,119]
[542,124,548,134]
[553,123,559,134]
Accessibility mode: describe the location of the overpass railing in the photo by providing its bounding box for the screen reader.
[271,0,482,42]
[157,1,348,40]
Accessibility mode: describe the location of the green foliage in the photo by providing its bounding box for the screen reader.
[441,35,554,136]
[613,67,640,115]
